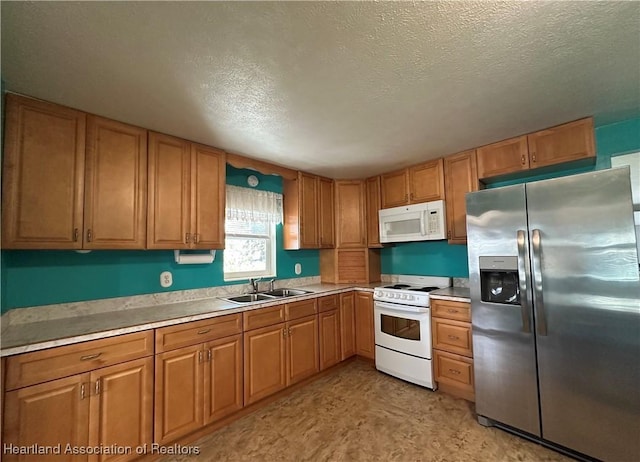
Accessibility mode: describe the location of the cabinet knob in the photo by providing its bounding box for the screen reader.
[448,368,461,375]
[87,229,92,243]
[404,193,408,202]
[73,228,79,242]
[521,155,526,165]
[283,328,288,337]
[531,151,537,163]
[94,378,101,395]
[80,383,86,400]
[410,192,414,201]
[447,230,451,239]
[185,233,191,244]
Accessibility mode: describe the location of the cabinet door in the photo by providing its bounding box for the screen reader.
[243,324,287,405]
[339,292,357,360]
[409,158,445,203]
[4,373,90,461]
[476,135,529,180]
[335,180,366,248]
[154,345,203,444]
[88,358,153,462]
[2,94,86,249]
[318,177,335,248]
[355,291,375,359]
[286,315,319,385]
[319,310,341,371]
[380,169,409,209]
[204,335,243,425]
[527,118,595,169]
[365,176,382,248]
[444,150,478,244]
[191,143,225,249]
[84,116,147,249]
[147,132,191,249]
[299,173,319,248]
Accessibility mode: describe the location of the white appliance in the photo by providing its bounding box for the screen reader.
[378,200,446,243]
[373,275,451,389]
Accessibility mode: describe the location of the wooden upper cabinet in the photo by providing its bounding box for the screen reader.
[380,169,409,209]
[2,94,86,249]
[527,118,595,169]
[365,176,382,248]
[477,135,529,179]
[191,143,226,249]
[318,177,335,248]
[147,132,191,249]
[147,133,225,249]
[84,116,148,249]
[335,180,367,248]
[477,117,595,180]
[299,173,319,248]
[444,150,479,245]
[409,158,445,203]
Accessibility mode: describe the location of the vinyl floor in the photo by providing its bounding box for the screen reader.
[162,360,570,462]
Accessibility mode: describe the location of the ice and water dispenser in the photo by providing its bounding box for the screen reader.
[479,256,520,305]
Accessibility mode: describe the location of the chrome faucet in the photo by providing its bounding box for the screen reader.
[249,277,261,294]
[268,278,276,292]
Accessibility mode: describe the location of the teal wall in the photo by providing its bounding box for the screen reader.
[1,166,319,311]
[380,117,640,278]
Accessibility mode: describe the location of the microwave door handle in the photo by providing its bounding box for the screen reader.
[516,230,532,334]
[420,210,427,236]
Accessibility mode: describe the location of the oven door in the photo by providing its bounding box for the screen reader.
[374,300,432,359]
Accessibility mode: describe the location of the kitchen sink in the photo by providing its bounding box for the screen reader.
[261,288,313,297]
[224,293,276,304]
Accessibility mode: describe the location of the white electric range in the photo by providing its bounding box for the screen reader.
[373,275,451,389]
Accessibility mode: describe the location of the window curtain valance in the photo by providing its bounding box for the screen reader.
[226,185,283,224]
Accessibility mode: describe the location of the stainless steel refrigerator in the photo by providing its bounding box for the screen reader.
[466,167,640,461]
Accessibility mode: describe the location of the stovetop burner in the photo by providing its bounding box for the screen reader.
[408,286,440,292]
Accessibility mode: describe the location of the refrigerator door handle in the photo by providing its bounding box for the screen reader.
[531,229,548,336]
[516,230,532,334]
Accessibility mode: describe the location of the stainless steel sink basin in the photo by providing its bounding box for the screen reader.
[261,288,313,297]
[224,293,276,304]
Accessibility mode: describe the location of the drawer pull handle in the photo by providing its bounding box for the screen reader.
[80,353,102,361]
[447,335,460,340]
[197,329,211,335]
[448,369,461,375]
[447,309,458,314]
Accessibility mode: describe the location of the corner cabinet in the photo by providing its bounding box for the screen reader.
[335,180,367,248]
[147,132,226,249]
[444,150,479,244]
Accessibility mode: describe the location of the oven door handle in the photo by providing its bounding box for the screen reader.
[374,301,429,315]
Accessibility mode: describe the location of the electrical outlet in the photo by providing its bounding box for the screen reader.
[160,271,173,288]
[294,263,302,275]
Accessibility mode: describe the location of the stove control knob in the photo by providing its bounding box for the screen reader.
[394,293,400,299]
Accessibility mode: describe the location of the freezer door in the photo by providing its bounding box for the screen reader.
[527,168,640,461]
[466,184,540,436]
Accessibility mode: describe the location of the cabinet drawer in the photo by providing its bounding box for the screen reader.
[5,331,154,390]
[432,318,472,357]
[155,314,242,353]
[434,350,474,391]
[317,295,338,313]
[431,299,471,322]
[286,299,317,320]
[243,305,286,331]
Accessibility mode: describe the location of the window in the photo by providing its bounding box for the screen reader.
[223,185,282,281]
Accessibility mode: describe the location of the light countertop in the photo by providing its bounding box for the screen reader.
[429,287,471,303]
[1,283,377,357]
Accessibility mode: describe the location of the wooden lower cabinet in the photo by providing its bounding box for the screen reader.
[155,335,243,444]
[339,293,357,360]
[431,299,474,401]
[4,357,152,462]
[355,291,375,359]
[319,310,341,371]
[4,374,90,461]
[244,315,319,405]
[287,315,319,385]
[243,323,287,406]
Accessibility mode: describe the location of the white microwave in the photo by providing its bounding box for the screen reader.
[378,200,447,243]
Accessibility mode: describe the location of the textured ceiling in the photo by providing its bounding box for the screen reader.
[2,1,639,179]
